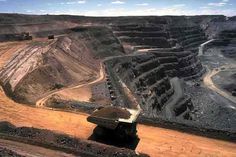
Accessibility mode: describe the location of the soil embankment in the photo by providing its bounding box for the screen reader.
[0,26,124,105]
[0,139,75,157]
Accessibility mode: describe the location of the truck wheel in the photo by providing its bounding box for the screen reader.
[93,126,105,137]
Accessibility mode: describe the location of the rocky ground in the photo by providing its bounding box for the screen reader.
[44,94,105,114]
[213,70,236,96]
[180,44,236,132]
[0,147,24,157]
[0,139,75,157]
[91,82,111,105]
[183,81,236,132]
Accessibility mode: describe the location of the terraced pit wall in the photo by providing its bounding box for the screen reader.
[218,29,236,46]
[147,48,205,80]
[111,24,171,52]
[168,26,207,51]
[111,24,207,80]
[104,54,194,121]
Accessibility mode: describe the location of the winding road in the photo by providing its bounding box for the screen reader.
[35,63,105,107]
[203,65,236,109]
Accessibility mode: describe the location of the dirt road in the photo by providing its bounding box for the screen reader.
[35,63,105,107]
[203,66,236,108]
[0,139,75,157]
[137,125,236,157]
[1,88,236,157]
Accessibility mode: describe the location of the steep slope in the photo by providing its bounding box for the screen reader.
[0,26,124,105]
[0,36,98,104]
[204,16,236,38]
[105,54,193,121]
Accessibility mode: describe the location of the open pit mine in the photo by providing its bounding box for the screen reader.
[0,14,236,157]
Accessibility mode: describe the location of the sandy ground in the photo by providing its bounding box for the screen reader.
[36,63,105,107]
[0,139,75,157]
[1,89,236,157]
[48,63,107,103]
[137,125,236,157]
[0,87,95,138]
[0,41,29,68]
[56,86,92,102]
[1,41,236,157]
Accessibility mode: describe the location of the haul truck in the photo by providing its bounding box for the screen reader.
[87,106,140,140]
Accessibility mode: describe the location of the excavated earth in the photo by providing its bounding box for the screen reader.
[0,36,99,104]
[91,107,131,120]
[0,14,236,156]
[0,26,123,105]
[104,16,236,138]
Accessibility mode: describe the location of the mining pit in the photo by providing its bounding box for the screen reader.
[0,14,236,157]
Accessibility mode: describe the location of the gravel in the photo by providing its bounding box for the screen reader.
[183,82,236,132]
[0,147,25,157]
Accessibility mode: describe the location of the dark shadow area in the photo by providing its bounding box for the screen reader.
[88,126,140,150]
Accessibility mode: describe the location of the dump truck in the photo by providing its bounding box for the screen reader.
[17,32,33,40]
[48,35,55,40]
[87,106,141,140]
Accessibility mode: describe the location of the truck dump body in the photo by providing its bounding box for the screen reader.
[91,107,131,120]
[87,106,140,130]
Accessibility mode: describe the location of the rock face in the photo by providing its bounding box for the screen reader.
[149,48,205,80]
[112,18,207,51]
[105,54,194,120]
[0,35,98,104]
[168,26,207,50]
[204,16,236,38]
[112,24,171,52]
[111,18,207,80]
[218,29,236,45]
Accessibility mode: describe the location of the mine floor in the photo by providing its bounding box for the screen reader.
[202,46,236,107]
